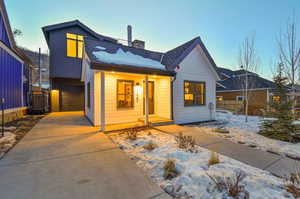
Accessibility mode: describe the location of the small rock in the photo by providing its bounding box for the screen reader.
[238,141,245,144]
[267,150,281,155]
[4,126,16,132]
[248,144,257,148]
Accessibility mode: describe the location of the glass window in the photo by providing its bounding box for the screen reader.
[117,80,134,108]
[87,82,91,108]
[66,33,84,58]
[236,96,245,101]
[184,81,205,106]
[272,96,280,104]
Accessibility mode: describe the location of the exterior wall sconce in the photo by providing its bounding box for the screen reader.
[134,82,141,103]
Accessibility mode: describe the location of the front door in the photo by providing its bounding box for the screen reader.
[143,81,154,115]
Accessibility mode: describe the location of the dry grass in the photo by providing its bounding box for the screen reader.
[163,159,180,180]
[284,172,300,198]
[143,142,158,151]
[208,151,220,166]
[175,132,198,153]
[206,171,249,199]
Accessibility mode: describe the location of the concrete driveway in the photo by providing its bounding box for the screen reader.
[0,112,170,199]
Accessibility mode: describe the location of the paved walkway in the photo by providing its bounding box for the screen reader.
[155,125,300,178]
[0,112,170,199]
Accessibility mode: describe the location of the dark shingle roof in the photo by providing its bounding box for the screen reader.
[42,20,117,45]
[162,37,198,69]
[217,71,277,91]
[85,38,165,68]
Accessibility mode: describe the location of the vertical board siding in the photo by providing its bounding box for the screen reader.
[0,47,23,109]
[0,13,10,48]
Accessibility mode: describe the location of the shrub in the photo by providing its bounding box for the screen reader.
[206,171,249,199]
[163,159,180,180]
[208,151,220,166]
[124,126,150,140]
[143,142,158,151]
[284,172,300,198]
[175,132,198,153]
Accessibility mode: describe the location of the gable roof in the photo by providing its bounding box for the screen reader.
[162,37,219,74]
[42,20,117,45]
[216,67,277,91]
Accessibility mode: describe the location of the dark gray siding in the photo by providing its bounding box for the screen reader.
[48,26,98,79]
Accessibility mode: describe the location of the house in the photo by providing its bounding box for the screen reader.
[216,67,278,114]
[42,20,219,131]
[0,0,32,122]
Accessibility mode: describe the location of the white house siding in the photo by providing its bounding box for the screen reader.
[173,45,217,124]
[87,71,172,126]
[84,62,95,124]
[155,77,171,119]
[104,73,144,125]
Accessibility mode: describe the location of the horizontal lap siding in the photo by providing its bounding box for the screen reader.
[105,73,143,125]
[0,47,23,109]
[155,78,171,119]
[173,45,216,124]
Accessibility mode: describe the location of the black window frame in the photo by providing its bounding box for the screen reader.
[117,80,134,109]
[184,80,206,106]
[66,33,84,59]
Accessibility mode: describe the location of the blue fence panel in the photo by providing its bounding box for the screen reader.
[0,47,23,110]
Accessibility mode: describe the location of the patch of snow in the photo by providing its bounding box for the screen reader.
[197,111,300,159]
[0,132,16,158]
[92,48,166,70]
[95,46,106,50]
[110,130,288,199]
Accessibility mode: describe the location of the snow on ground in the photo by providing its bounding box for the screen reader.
[110,130,288,199]
[195,110,300,159]
[0,132,16,158]
[93,47,166,70]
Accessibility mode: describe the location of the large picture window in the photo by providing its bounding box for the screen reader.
[117,80,134,108]
[184,81,205,106]
[66,33,84,58]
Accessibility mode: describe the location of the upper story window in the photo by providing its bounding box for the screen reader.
[66,33,84,58]
[184,81,205,106]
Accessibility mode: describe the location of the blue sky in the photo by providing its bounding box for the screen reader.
[5,0,300,79]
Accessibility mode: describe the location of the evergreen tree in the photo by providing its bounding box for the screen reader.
[259,64,299,142]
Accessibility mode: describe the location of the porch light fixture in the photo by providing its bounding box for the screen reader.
[134,82,141,103]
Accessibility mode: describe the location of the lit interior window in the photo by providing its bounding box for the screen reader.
[66,33,84,58]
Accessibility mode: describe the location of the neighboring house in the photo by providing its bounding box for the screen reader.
[43,20,219,131]
[22,48,50,89]
[0,0,32,122]
[216,67,278,114]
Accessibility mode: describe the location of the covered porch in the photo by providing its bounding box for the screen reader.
[86,70,173,132]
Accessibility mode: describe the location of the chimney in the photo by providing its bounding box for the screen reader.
[127,25,132,47]
[132,40,145,49]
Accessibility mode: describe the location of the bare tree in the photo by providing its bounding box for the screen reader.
[13,28,22,38]
[238,34,260,122]
[278,17,300,113]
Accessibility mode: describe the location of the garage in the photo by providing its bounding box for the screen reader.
[60,85,84,111]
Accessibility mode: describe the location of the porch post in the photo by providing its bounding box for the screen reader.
[145,75,149,125]
[100,72,105,132]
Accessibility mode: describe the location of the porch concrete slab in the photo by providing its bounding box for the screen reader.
[0,112,170,199]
